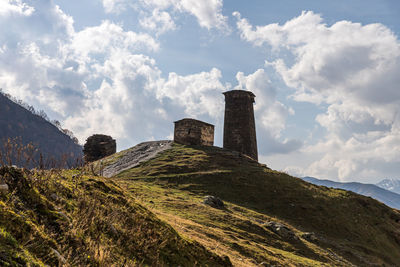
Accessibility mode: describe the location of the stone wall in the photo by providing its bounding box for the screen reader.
[174,118,214,146]
[223,90,258,161]
[83,134,116,163]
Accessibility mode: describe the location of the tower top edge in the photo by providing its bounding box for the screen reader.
[174,118,214,127]
[222,90,255,98]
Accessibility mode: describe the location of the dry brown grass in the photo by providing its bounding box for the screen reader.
[0,166,231,266]
[108,143,400,266]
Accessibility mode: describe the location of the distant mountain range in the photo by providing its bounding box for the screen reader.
[376,179,400,195]
[303,176,400,210]
[0,92,82,167]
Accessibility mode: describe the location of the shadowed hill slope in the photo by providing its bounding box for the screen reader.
[0,93,82,166]
[97,143,400,266]
[0,166,231,266]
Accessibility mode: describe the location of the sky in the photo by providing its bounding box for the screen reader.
[0,0,399,183]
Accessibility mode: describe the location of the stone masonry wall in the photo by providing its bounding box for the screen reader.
[223,90,258,160]
[83,134,116,163]
[174,119,214,146]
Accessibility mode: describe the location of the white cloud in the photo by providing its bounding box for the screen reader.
[298,130,400,182]
[0,0,160,119]
[104,0,229,32]
[64,51,166,143]
[139,9,176,35]
[63,51,228,148]
[102,0,132,14]
[0,0,74,44]
[4,1,399,183]
[177,0,228,31]
[0,0,230,150]
[235,11,400,182]
[140,0,177,10]
[0,1,77,107]
[0,0,34,16]
[70,20,159,59]
[236,70,282,137]
[234,69,301,155]
[158,68,225,118]
[234,11,400,108]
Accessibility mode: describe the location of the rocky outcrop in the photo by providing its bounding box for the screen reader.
[83,134,116,163]
[0,183,8,195]
[102,141,172,178]
[203,195,224,208]
[264,221,297,240]
[0,175,8,195]
[301,232,317,242]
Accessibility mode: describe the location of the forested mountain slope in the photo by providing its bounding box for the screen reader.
[0,93,82,167]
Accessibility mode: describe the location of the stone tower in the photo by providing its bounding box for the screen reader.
[83,134,116,163]
[223,90,258,160]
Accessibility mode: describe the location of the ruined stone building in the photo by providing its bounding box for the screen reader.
[223,90,258,161]
[83,134,116,162]
[174,118,214,146]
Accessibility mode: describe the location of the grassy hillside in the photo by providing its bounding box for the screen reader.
[98,143,400,266]
[2,142,400,266]
[0,166,231,266]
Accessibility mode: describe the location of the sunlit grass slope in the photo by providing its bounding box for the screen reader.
[0,166,231,266]
[111,143,400,266]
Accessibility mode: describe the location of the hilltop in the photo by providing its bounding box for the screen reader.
[1,142,400,266]
[90,142,400,266]
[0,93,82,167]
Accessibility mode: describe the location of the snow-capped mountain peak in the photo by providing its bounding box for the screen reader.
[376,179,400,195]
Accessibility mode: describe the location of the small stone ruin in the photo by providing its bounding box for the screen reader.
[174,118,214,146]
[83,134,116,163]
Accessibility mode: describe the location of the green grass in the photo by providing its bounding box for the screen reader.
[111,143,400,266]
[0,226,43,267]
[2,142,400,266]
[0,166,231,266]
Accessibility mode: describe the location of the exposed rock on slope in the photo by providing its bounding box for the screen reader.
[96,140,172,177]
[203,195,225,208]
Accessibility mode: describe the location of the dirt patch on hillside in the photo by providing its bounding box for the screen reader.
[102,140,172,177]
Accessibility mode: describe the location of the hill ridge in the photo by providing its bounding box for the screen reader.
[92,143,400,266]
[0,92,82,167]
[2,142,400,266]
